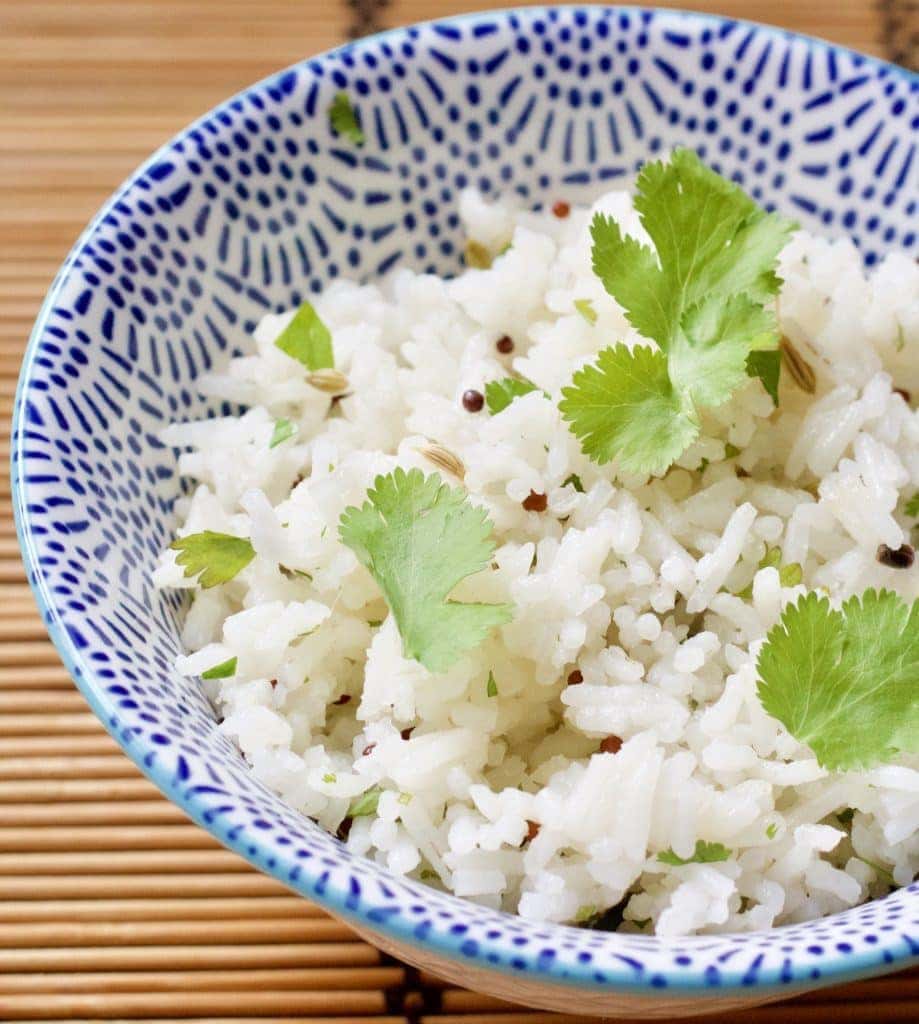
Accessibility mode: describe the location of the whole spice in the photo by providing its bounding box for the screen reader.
[876,543,915,569]
[332,694,352,706]
[361,742,377,757]
[496,335,514,354]
[522,491,548,512]
[599,735,623,755]
[400,727,414,741]
[307,368,350,393]
[552,200,571,218]
[567,669,584,686]
[417,443,466,481]
[462,389,485,413]
[780,337,817,394]
[524,820,541,843]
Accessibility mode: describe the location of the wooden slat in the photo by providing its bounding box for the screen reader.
[0,896,318,922]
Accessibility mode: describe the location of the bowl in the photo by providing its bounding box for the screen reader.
[13,6,919,1017]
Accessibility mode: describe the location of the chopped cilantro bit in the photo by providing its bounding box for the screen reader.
[420,868,437,880]
[322,773,337,784]
[724,442,741,459]
[562,473,585,493]
[765,822,779,840]
[274,302,334,371]
[756,590,919,771]
[573,298,597,325]
[464,240,492,269]
[339,469,513,672]
[270,418,297,448]
[201,656,237,680]
[170,531,255,589]
[328,91,365,145]
[573,904,598,924]
[746,349,781,406]
[760,546,782,570]
[486,670,498,698]
[485,377,539,415]
[560,149,794,475]
[367,619,383,628]
[905,492,919,518]
[779,562,803,587]
[280,566,312,581]
[348,786,383,817]
[398,792,413,805]
[657,840,731,866]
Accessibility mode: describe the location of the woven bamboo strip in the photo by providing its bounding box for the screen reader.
[0,800,187,826]
[0,691,89,712]
[421,1010,919,1024]
[0,715,107,737]
[0,825,217,850]
[0,873,291,900]
[0,989,387,1019]
[0,778,159,802]
[0,897,319,923]
[0,645,77,670]
[0,735,122,756]
[0,942,379,972]
[0,850,251,875]
[11,1020,400,1024]
[0,756,137,781]
[0,668,87,691]
[0,618,46,643]
[0,966,404,993]
[0,918,356,949]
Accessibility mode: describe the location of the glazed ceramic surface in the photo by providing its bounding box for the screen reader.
[12,6,919,1016]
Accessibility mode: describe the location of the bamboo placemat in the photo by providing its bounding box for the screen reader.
[1,2,916,1021]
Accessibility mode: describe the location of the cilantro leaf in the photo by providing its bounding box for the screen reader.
[657,840,732,866]
[756,590,919,771]
[562,473,585,493]
[562,149,795,475]
[328,92,365,145]
[486,670,498,698]
[201,656,237,680]
[338,469,513,672]
[270,418,297,449]
[574,298,597,325]
[746,349,781,405]
[485,377,539,415]
[905,492,919,518]
[348,786,382,817]
[559,345,697,475]
[170,531,255,589]
[274,302,334,371]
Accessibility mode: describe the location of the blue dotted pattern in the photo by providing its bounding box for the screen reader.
[11,6,919,1002]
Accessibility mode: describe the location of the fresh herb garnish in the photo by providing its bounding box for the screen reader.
[905,492,919,518]
[559,149,794,476]
[348,786,383,817]
[756,590,919,771]
[339,469,513,672]
[574,298,597,325]
[779,561,803,587]
[270,418,297,449]
[328,92,365,145]
[657,840,732,866]
[485,377,539,415]
[201,656,237,680]
[398,792,412,805]
[170,531,255,588]
[486,671,498,698]
[274,302,334,371]
[765,822,779,840]
[724,442,741,459]
[562,473,585,493]
[322,773,337,784]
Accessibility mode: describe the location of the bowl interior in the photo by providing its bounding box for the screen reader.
[13,4,919,997]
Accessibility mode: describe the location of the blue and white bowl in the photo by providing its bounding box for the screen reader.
[13,7,919,1017]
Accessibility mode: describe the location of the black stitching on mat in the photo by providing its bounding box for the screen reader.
[878,0,918,70]
[346,0,390,39]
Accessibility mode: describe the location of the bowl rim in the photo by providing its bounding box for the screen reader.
[12,3,919,1000]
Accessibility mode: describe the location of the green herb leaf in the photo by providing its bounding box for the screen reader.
[756,590,919,771]
[724,442,741,459]
[348,786,383,817]
[765,822,779,840]
[561,149,794,475]
[274,302,334,371]
[573,298,597,325]
[170,531,255,589]
[201,656,237,680]
[339,468,513,672]
[328,91,365,145]
[562,473,585,493]
[270,418,297,449]
[657,840,732,866]
[485,377,539,415]
[746,349,781,405]
[905,492,919,518]
[486,670,498,698]
[398,792,412,805]
[778,562,803,587]
[322,773,337,784]
[573,904,599,924]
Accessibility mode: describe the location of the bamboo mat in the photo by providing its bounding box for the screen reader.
[1,1,916,1021]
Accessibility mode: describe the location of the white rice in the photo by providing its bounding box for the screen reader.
[154,187,919,936]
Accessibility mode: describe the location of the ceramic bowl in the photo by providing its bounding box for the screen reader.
[13,7,919,1017]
